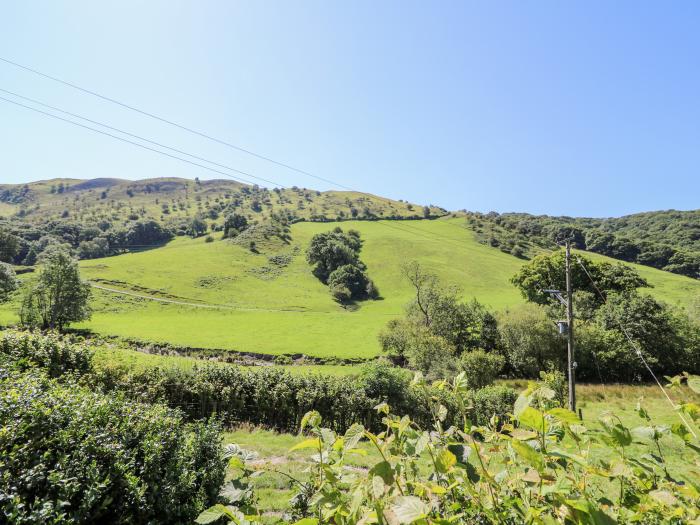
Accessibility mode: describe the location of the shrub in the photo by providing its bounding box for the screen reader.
[459,349,504,389]
[327,263,377,301]
[0,330,93,377]
[469,383,518,425]
[0,369,226,525]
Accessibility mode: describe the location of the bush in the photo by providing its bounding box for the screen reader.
[0,369,226,525]
[327,264,378,301]
[0,330,93,377]
[459,349,504,389]
[469,384,518,426]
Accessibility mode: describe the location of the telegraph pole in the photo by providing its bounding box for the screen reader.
[565,241,576,412]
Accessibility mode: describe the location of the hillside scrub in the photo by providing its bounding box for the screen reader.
[380,261,500,378]
[466,210,700,279]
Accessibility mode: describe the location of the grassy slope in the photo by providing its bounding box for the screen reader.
[2,217,698,358]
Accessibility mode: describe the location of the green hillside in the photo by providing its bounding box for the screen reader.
[0,177,445,225]
[2,217,698,359]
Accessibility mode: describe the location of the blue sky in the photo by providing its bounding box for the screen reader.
[1,1,699,216]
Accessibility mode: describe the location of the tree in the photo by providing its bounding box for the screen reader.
[187,215,208,238]
[0,229,20,263]
[0,263,18,302]
[327,264,378,302]
[497,304,564,377]
[306,228,363,283]
[401,261,497,352]
[20,246,91,330]
[511,250,648,308]
[223,213,249,238]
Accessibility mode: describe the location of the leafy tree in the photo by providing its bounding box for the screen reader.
[511,250,648,308]
[497,304,564,377]
[0,228,20,263]
[306,227,364,283]
[125,220,172,246]
[0,262,18,302]
[459,349,505,389]
[401,261,498,352]
[20,246,91,330]
[327,264,378,302]
[187,215,208,238]
[222,213,249,238]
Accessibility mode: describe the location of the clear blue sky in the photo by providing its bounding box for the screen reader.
[1,1,699,216]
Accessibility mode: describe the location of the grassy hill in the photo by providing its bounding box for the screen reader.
[2,216,699,359]
[0,177,445,225]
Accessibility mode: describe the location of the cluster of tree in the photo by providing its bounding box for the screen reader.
[465,211,700,279]
[379,261,502,383]
[0,219,173,264]
[380,255,700,384]
[508,250,700,381]
[306,227,379,302]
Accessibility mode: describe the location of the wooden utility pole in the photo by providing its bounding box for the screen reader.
[565,241,576,411]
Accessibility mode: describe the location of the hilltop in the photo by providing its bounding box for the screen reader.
[0,177,446,224]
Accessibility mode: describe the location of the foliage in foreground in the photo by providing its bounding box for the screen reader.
[0,367,226,525]
[202,373,700,524]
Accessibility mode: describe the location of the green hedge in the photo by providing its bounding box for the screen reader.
[0,330,92,377]
[0,368,226,525]
[0,330,517,434]
[95,361,516,433]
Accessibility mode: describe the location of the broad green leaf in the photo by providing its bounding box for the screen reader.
[519,406,548,433]
[514,393,531,417]
[369,460,394,485]
[511,439,544,471]
[293,519,319,525]
[437,404,448,422]
[372,475,385,499]
[650,489,678,507]
[195,504,232,524]
[435,449,457,473]
[547,408,579,424]
[300,410,321,431]
[289,437,321,452]
[390,496,429,524]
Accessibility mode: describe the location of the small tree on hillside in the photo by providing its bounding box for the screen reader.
[222,213,249,239]
[20,246,91,331]
[0,263,18,302]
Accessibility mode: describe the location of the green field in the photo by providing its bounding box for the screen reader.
[2,217,699,359]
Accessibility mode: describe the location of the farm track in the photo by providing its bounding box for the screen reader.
[88,282,333,314]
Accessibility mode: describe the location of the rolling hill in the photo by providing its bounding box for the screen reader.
[2,215,699,359]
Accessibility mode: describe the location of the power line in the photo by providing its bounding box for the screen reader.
[0,59,477,251]
[575,254,697,439]
[0,87,284,188]
[0,55,354,191]
[0,95,271,188]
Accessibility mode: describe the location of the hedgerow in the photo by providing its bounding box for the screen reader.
[201,372,700,524]
[0,368,226,525]
[93,360,515,433]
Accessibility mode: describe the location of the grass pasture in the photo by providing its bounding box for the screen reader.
[2,217,700,358]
